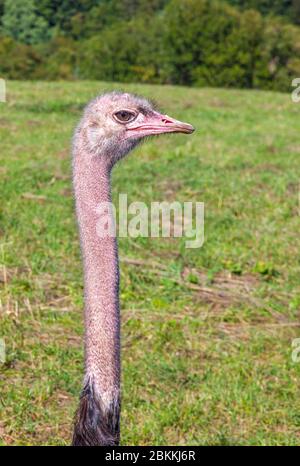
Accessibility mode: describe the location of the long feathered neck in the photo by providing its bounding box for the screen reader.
[72,139,120,446]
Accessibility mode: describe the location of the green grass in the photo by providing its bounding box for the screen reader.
[0,81,300,445]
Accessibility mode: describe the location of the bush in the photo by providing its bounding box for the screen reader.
[0,0,299,92]
[0,35,41,78]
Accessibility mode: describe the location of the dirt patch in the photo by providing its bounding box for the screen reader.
[26,120,42,127]
[182,100,197,109]
[158,179,183,199]
[0,421,15,445]
[182,266,258,306]
[0,265,31,285]
[209,97,231,108]
[286,182,299,194]
[59,188,72,197]
[121,257,262,309]
[56,149,69,159]
[218,321,300,339]
[0,118,10,127]
[249,163,282,174]
[21,192,48,203]
[288,145,300,154]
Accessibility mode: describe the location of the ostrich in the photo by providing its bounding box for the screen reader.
[72,91,194,446]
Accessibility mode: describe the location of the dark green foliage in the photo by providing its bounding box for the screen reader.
[293,0,300,24]
[0,0,299,91]
[0,0,4,20]
[1,0,49,45]
[35,0,99,32]
[0,36,41,77]
[35,37,78,80]
[227,0,300,24]
[77,15,168,83]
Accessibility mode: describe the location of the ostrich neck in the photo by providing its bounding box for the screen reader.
[73,149,120,406]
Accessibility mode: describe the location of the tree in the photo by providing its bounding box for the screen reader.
[292,0,300,24]
[0,35,41,78]
[77,13,166,83]
[163,0,244,86]
[254,17,300,91]
[0,1,5,22]
[36,0,100,35]
[226,0,298,23]
[35,36,77,79]
[1,0,49,44]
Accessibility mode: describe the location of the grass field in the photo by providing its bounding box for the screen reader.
[0,81,300,446]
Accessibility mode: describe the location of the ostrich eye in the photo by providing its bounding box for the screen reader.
[113,110,137,124]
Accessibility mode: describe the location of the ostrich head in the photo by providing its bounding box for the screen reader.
[75,91,194,167]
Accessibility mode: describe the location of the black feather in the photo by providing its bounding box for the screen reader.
[72,379,120,446]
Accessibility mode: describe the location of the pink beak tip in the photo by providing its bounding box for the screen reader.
[161,114,195,135]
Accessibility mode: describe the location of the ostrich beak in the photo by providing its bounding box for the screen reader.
[126,112,195,139]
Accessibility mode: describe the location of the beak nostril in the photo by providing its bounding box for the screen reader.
[126,112,194,136]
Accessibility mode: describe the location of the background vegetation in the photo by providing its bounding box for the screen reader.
[0,0,300,90]
[0,81,299,445]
